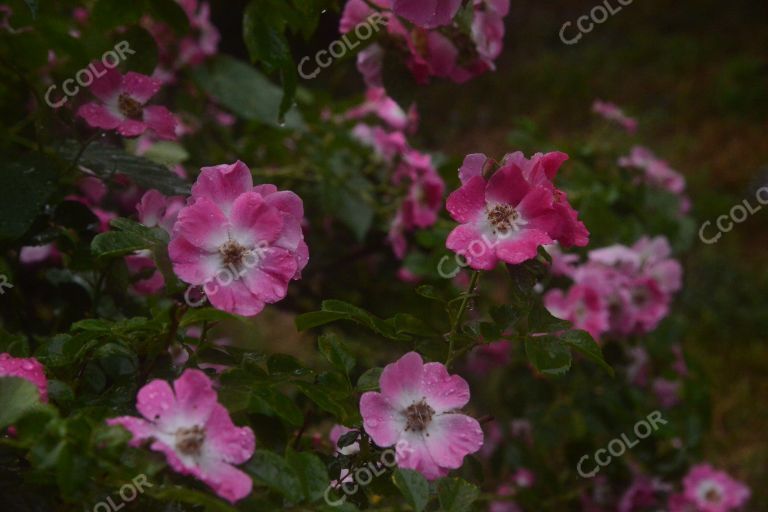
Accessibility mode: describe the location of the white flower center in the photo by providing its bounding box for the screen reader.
[486,204,527,235]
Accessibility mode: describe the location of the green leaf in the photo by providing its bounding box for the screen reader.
[0,377,42,428]
[527,301,571,333]
[525,335,572,376]
[253,388,304,427]
[91,218,167,259]
[295,311,349,332]
[192,55,302,128]
[0,156,57,240]
[146,0,190,35]
[415,285,445,302]
[295,381,348,419]
[91,0,145,30]
[286,450,329,503]
[179,307,245,328]
[392,469,430,512]
[138,141,189,166]
[268,353,312,377]
[151,486,238,511]
[561,330,614,377]
[356,367,383,392]
[246,450,303,502]
[57,141,189,196]
[437,478,480,512]
[318,334,355,376]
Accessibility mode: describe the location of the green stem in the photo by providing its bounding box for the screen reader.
[446,271,480,367]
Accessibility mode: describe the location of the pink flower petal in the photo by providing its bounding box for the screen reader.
[420,362,470,413]
[172,197,229,251]
[204,403,256,465]
[88,63,122,101]
[446,175,486,223]
[241,248,297,303]
[360,392,406,447]
[143,105,178,141]
[446,223,499,270]
[192,161,253,215]
[106,416,155,446]
[206,279,265,317]
[380,351,425,408]
[495,229,553,265]
[424,413,484,469]
[168,237,222,285]
[229,192,284,247]
[459,153,488,185]
[198,459,254,504]
[121,72,161,103]
[486,165,530,206]
[396,433,448,480]
[136,378,176,424]
[392,0,461,28]
[77,102,122,130]
[116,119,148,138]
[173,369,218,424]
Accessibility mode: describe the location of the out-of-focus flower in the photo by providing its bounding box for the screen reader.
[169,161,308,316]
[652,377,682,409]
[546,236,682,339]
[360,351,483,479]
[592,99,638,133]
[107,370,255,503]
[675,464,751,512]
[77,64,178,140]
[619,146,690,214]
[0,353,48,402]
[392,0,462,28]
[466,340,511,375]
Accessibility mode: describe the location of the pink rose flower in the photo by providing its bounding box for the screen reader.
[680,464,751,512]
[77,64,178,140]
[168,161,308,316]
[544,284,609,340]
[0,353,48,402]
[445,151,588,270]
[360,352,483,480]
[107,369,255,503]
[392,0,462,28]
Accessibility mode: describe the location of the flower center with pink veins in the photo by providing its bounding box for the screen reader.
[175,425,206,456]
[486,204,526,235]
[118,94,143,119]
[404,400,435,432]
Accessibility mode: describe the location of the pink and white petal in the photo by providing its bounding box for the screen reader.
[393,0,461,29]
[204,404,255,465]
[89,63,122,101]
[241,248,296,303]
[77,103,122,130]
[424,413,484,469]
[106,416,155,445]
[420,362,470,413]
[271,213,302,253]
[446,224,499,271]
[173,369,218,424]
[495,229,552,265]
[206,280,265,317]
[122,72,162,103]
[116,119,148,138]
[380,351,425,407]
[168,237,221,285]
[198,460,254,504]
[293,240,309,278]
[396,433,448,480]
[143,105,178,141]
[136,379,177,424]
[458,153,488,184]
[137,189,166,227]
[263,190,304,219]
[173,197,229,251]
[229,192,283,246]
[486,165,530,206]
[149,438,192,475]
[445,175,486,223]
[192,161,254,215]
[360,392,406,447]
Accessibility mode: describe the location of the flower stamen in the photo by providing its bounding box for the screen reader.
[175,425,206,456]
[404,400,435,432]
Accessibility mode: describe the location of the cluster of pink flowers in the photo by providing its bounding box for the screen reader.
[168,161,309,316]
[0,353,48,402]
[107,370,255,503]
[340,0,510,86]
[619,145,691,214]
[142,0,220,84]
[360,352,484,479]
[345,88,444,259]
[545,236,682,340]
[592,99,638,134]
[445,151,589,270]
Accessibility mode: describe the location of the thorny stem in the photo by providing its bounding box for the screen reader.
[446,270,481,368]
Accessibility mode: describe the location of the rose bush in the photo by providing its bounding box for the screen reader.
[0,1,754,511]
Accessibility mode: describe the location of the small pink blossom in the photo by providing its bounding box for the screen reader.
[77,64,178,140]
[169,161,308,316]
[679,464,750,512]
[330,425,360,456]
[346,87,413,132]
[0,353,48,402]
[466,340,511,375]
[107,369,255,503]
[445,151,588,270]
[652,377,682,409]
[360,352,483,480]
[544,285,608,340]
[592,99,638,133]
[20,244,60,265]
